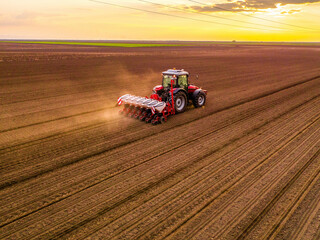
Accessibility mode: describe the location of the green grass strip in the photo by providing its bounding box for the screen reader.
[0,41,186,47]
[1,40,319,47]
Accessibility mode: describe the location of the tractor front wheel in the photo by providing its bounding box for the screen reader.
[193,91,206,108]
[174,92,187,113]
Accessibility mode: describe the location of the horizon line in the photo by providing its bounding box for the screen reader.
[1,39,320,44]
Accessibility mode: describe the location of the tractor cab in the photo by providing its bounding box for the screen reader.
[162,69,189,91]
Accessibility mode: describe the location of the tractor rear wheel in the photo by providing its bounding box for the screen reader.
[174,91,187,113]
[193,91,206,108]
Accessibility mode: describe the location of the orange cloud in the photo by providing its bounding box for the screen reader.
[187,0,320,12]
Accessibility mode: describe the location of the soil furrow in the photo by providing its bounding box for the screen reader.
[289,189,320,240]
[235,150,320,240]
[216,144,320,240]
[0,106,114,133]
[266,163,320,240]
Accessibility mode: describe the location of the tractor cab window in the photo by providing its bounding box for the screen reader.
[178,75,188,89]
[163,75,176,88]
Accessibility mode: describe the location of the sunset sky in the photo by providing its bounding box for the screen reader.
[0,0,319,42]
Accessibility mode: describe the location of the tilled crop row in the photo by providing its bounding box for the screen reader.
[272,172,320,240]
[238,150,320,240]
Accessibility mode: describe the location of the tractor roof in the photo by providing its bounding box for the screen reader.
[162,69,189,76]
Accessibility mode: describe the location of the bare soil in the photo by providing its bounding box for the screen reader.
[0,42,319,239]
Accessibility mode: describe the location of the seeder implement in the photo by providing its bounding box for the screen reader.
[118,94,170,125]
[117,69,207,125]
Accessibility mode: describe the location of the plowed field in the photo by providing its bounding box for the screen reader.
[0,42,319,239]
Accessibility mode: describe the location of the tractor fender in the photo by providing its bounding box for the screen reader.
[192,89,206,99]
[173,88,188,98]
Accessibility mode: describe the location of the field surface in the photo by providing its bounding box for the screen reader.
[0,42,319,239]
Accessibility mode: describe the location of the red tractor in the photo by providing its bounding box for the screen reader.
[117,69,207,125]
